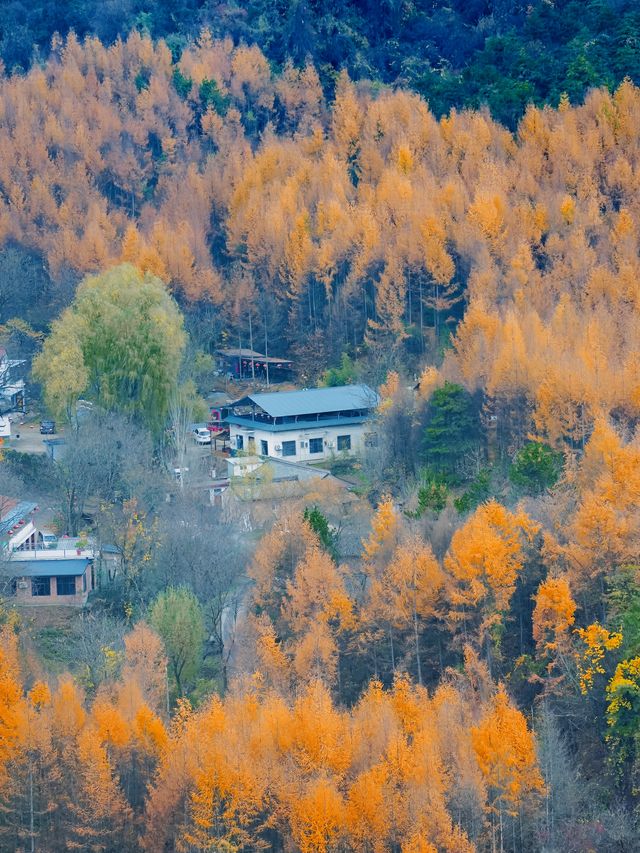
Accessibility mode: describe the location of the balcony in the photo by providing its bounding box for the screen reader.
[10,538,96,560]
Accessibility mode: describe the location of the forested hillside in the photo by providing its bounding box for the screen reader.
[1,18,640,853]
[3,30,640,415]
[2,0,640,126]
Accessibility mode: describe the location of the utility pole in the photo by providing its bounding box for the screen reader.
[264,311,270,388]
[248,311,255,383]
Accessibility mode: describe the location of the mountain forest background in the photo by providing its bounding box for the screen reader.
[2,1,640,851]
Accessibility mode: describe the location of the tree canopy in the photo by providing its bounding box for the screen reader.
[3,0,640,128]
[422,383,481,482]
[149,587,205,697]
[33,264,185,430]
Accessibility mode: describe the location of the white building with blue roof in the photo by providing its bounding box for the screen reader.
[224,384,380,464]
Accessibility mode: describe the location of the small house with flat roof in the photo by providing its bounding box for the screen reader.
[5,557,93,606]
[224,384,380,464]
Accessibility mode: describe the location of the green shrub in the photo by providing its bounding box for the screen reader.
[509,441,563,494]
[322,353,356,387]
[454,468,492,514]
[199,79,229,115]
[172,68,192,99]
[303,506,338,560]
[406,472,449,518]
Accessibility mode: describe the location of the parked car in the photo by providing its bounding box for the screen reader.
[193,427,212,445]
[40,420,56,435]
[40,530,58,549]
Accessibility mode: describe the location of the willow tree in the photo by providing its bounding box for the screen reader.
[34,264,186,432]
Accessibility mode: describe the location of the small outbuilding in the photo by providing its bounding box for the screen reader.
[216,348,293,383]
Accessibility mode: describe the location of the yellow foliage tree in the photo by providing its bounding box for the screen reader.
[472,686,544,849]
[444,500,537,659]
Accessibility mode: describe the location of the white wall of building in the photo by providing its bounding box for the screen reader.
[6,520,36,551]
[228,422,375,464]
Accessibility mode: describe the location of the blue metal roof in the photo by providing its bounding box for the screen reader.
[0,501,37,537]
[225,414,373,433]
[232,384,379,419]
[9,558,91,578]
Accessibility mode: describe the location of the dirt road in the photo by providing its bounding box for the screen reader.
[3,421,63,455]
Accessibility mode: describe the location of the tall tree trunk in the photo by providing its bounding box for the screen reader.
[263,312,270,387]
[29,763,35,853]
[413,607,422,685]
[419,277,424,354]
[389,629,395,672]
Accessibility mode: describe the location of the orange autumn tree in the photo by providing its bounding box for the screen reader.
[360,496,403,673]
[181,693,271,851]
[0,626,552,852]
[66,727,134,851]
[92,677,167,817]
[0,669,136,852]
[365,537,444,684]
[121,620,169,716]
[0,624,27,792]
[472,686,544,850]
[251,540,355,691]
[0,678,58,850]
[532,576,577,654]
[289,773,345,853]
[283,546,355,687]
[562,419,640,591]
[145,675,520,852]
[248,509,318,619]
[444,500,538,660]
[362,494,400,564]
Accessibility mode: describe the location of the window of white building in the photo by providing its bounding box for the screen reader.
[337,434,351,451]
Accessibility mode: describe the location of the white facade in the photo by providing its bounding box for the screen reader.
[228,421,374,464]
[6,519,36,551]
[225,384,379,465]
[1,499,38,554]
[0,348,26,413]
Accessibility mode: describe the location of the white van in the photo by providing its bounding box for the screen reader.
[40,530,58,549]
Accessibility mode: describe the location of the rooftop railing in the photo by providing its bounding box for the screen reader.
[10,538,96,560]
